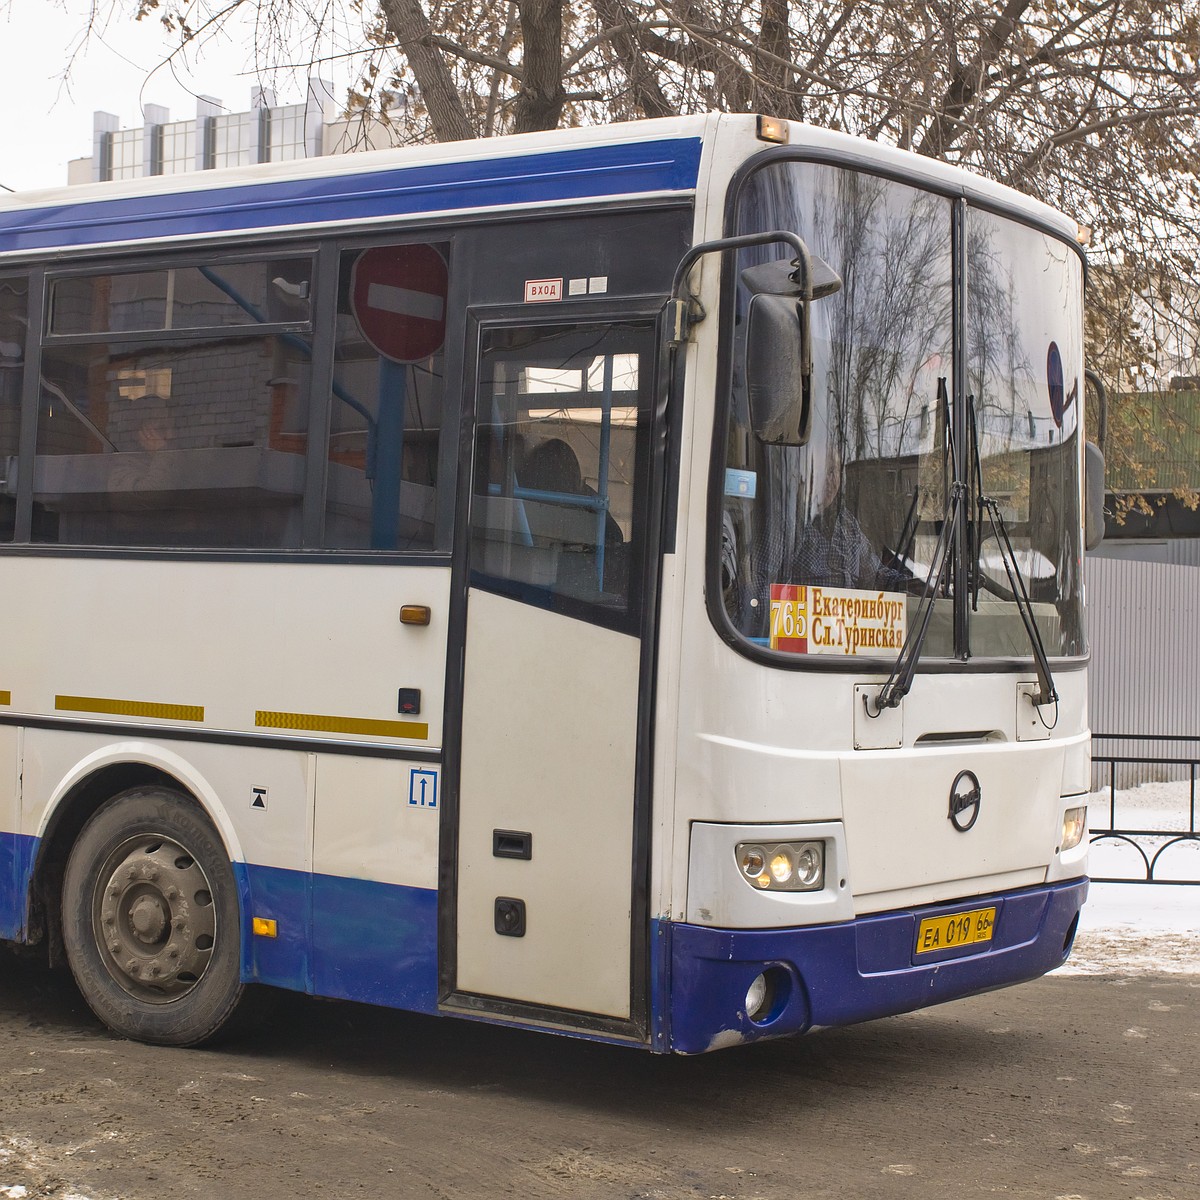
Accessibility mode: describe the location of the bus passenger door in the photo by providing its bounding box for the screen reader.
[450,316,657,1027]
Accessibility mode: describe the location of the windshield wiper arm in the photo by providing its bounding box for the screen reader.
[964,393,1057,707]
[870,379,957,714]
[870,480,965,713]
[978,496,1059,706]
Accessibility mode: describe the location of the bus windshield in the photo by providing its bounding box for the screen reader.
[720,159,1085,664]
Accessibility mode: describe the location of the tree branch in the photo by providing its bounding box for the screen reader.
[379,0,475,141]
[915,0,1032,158]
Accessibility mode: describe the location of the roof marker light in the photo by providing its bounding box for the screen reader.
[756,116,790,145]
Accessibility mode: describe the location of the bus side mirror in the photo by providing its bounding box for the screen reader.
[742,252,840,447]
[746,293,811,445]
[1084,441,1105,550]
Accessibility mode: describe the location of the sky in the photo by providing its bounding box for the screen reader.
[0,1,357,193]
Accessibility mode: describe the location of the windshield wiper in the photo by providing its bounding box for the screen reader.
[869,385,1059,716]
[965,394,1058,707]
[869,378,959,714]
[869,479,964,713]
[977,495,1059,706]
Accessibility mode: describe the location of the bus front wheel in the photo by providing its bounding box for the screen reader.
[62,786,248,1046]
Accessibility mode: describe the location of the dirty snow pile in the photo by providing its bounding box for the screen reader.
[1057,780,1200,975]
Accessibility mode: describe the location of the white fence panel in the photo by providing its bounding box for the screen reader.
[1086,554,1200,786]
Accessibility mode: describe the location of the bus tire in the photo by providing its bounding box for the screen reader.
[62,786,248,1047]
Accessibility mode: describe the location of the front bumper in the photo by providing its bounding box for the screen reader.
[656,878,1087,1054]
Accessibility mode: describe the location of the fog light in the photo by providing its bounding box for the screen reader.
[736,840,824,891]
[1061,805,1087,852]
[745,973,770,1020]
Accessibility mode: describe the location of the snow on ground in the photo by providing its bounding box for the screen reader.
[0,1138,96,1200]
[1057,780,1200,975]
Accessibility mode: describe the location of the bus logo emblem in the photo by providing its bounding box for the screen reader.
[948,770,982,832]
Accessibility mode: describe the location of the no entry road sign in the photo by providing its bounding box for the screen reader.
[351,243,448,363]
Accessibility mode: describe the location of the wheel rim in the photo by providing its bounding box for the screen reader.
[91,834,218,1003]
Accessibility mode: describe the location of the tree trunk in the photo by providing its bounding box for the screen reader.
[757,0,792,113]
[380,0,476,142]
[591,0,675,119]
[512,0,566,133]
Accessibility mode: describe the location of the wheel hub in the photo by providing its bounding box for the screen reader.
[93,836,217,1002]
[128,894,169,942]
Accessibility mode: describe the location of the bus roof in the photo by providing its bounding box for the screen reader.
[0,113,1077,259]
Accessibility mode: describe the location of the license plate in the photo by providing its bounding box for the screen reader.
[915,906,996,954]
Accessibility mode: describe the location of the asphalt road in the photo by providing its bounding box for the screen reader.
[0,947,1196,1200]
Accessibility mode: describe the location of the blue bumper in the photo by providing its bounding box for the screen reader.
[658,878,1088,1054]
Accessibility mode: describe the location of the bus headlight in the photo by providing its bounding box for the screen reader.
[736,841,824,891]
[1061,805,1088,852]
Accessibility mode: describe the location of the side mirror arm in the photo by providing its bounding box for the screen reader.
[1085,368,1107,452]
[667,231,815,345]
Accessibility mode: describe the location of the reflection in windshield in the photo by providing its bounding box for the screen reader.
[721,160,1084,664]
[966,210,1084,658]
[725,163,954,655]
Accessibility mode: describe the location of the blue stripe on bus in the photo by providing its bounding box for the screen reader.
[310,871,439,1013]
[0,831,37,942]
[0,138,703,254]
[0,845,439,1014]
[237,862,439,1015]
[234,861,311,992]
[657,878,1088,1054]
[8,826,1083,1053]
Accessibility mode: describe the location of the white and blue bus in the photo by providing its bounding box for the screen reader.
[0,114,1098,1053]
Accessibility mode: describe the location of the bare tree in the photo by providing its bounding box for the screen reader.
[109,2,1200,498]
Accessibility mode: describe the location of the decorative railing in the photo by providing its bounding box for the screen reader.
[1089,734,1200,885]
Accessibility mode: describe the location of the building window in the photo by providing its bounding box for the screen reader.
[267,104,307,162]
[212,112,261,169]
[108,129,142,181]
[159,120,197,176]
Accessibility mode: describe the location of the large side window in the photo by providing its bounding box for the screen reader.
[33,257,313,548]
[0,275,25,541]
[471,321,654,627]
[323,243,449,551]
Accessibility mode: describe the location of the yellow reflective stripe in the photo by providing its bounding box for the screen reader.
[0,691,10,705]
[55,695,205,722]
[255,709,429,740]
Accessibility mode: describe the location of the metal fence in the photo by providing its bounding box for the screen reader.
[1089,733,1200,885]
[1086,555,1200,787]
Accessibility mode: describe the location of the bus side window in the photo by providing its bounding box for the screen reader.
[322,243,450,552]
[0,276,25,542]
[471,321,651,620]
[32,256,316,550]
